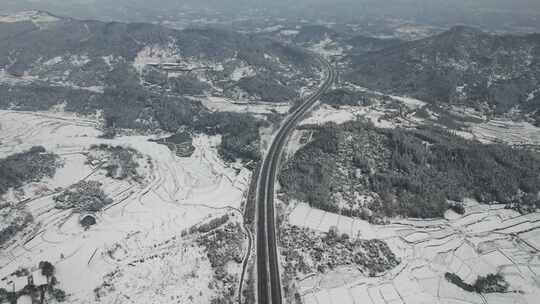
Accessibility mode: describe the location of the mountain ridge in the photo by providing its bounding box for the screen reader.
[346,25,540,114]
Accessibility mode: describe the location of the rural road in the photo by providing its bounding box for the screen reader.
[255,56,336,304]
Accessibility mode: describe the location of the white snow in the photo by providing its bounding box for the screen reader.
[0,69,38,85]
[0,110,251,303]
[301,104,357,125]
[288,202,376,239]
[300,103,417,129]
[230,65,256,81]
[0,68,104,93]
[259,25,283,33]
[132,43,225,85]
[43,56,63,66]
[133,43,183,73]
[289,200,540,304]
[0,11,59,25]
[469,119,540,145]
[101,55,115,67]
[527,88,539,101]
[68,55,91,67]
[280,29,300,36]
[94,243,216,304]
[308,36,344,57]
[198,96,290,115]
[389,95,427,109]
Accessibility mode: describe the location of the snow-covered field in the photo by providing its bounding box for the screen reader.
[469,119,540,146]
[286,200,540,304]
[289,96,540,303]
[0,64,104,93]
[0,110,251,303]
[299,86,540,150]
[0,11,59,28]
[197,96,290,116]
[280,77,540,304]
[301,101,423,129]
[308,37,344,58]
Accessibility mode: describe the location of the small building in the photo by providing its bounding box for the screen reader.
[30,270,48,286]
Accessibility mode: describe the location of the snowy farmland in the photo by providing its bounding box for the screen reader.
[0,110,251,303]
[300,101,423,129]
[469,119,540,146]
[285,200,540,304]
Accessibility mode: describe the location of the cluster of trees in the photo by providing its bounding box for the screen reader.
[142,69,210,96]
[445,272,509,293]
[53,181,113,213]
[2,57,263,163]
[370,125,540,217]
[197,223,244,304]
[185,214,230,235]
[346,26,540,116]
[0,83,100,113]
[225,74,297,103]
[281,121,540,219]
[279,126,341,212]
[197,222,244,269]
[88,145,141,180]
[97,63,264,162]
[320,88,373,107]
[0,209,33,246]
[0,146,59,196]
[150,132,196,157]
[195,112,262,162]
[103,64,263,162]
[0,18,322,164]
[280,225,399,278]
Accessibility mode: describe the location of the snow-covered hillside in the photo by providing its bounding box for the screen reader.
[0,110,251,303]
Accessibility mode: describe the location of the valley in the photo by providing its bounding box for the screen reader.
[1,6,540,304]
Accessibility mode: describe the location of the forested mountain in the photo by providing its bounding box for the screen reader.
[346,26,540,114]
[0,10,316,102]
[0,11,318,161]
[280,121,540,220]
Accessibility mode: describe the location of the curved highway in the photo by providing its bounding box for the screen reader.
[256,56,336,304]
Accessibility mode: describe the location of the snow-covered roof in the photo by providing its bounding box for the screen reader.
[31,270,48,286]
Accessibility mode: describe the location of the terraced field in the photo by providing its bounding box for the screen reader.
[0,110,251,303]
[286,198,540,304]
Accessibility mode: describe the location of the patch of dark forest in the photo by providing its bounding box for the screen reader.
[445,272,510,294]
[0,146,60,197]
[280,224,399,302]
[182,214,246,304]
[280,120,540,220]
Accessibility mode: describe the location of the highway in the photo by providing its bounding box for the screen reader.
[256,56,335,304]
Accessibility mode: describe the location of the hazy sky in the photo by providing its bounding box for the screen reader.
[1,0,539,31]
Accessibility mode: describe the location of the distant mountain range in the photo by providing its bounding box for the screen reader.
[0,11,320,161]
[3,0,540,33]
[3,11,539,123]
[0,11,318,125]
[345,26,540,115]
[0,10,316,100]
